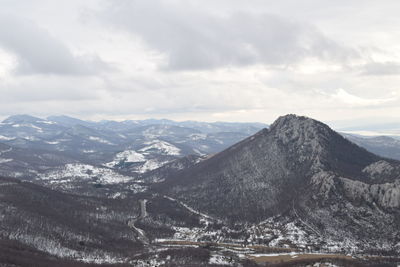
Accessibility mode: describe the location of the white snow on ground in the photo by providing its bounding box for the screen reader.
[209,254,232,265]
[39,163,134,184]
[193,149,206,156]
[124,151,146,162]
[88,136,114,145]
[29,124,43,132]
[200,145,209,150]
[111,192,122,199]
[164,196,215,220]
[129,183,147,193]
[11,123,43,132]
[0,158,12,164]
[37,120,56,124]
[24,136,38,141]
[189,133,207,140]
[170,226,220,241]
[0,135,14,140]
[104,148,175,173]
[0,147,12,156]
[104,150,146,167]
[139,140,181,156]
[56,139,71,142]
[251,252,298,257]
[137,159,165,173]
[45,141,60,145]
[82,150,96,153]
[7,234,124,265]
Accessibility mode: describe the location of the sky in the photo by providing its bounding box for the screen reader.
[0,0,399,127]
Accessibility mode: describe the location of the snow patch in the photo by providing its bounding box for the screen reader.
[209,254,232,265]
[39,164,134,184]
[189,133,207,140]
[0,158,12,164]
[0,135,14,141]
[45,141,60,145]
[88,136,114,145]
[137,159,164,173]
[82,150,96,153]
[105,150,146,168]
[139,140,181,156]
[38,120,56,125]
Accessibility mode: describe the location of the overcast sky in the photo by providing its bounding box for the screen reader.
[0,0,399,127]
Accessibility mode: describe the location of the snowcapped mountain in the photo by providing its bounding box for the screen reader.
[0,115,266,173]
[0,115,66,141]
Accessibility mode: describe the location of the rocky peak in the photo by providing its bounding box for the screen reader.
[266,115,335,173]
[267,114,380,178]
[269,114,333,145]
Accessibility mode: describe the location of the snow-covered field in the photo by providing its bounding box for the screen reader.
[88,136,114,145]
[139,140,181,156]
[39,163,134,184]
[0,158,13,164]
[104,140,182,173]
[0,135,14,141]
[104,150,146,168]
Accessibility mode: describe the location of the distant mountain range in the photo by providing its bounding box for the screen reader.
[339,122,400,136]
[0,114,267,178]
[0,114,399,266]
[342,133,400,160]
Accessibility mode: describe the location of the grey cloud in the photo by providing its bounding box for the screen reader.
[0,75,104,102]
[0,13,109,75]
[360,61,400,76]
[102,0,358,70]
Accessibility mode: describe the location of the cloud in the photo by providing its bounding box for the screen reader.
[0,13,109,75]
[0,0,399,126]
[332,88,396,107]
[100,0,358,71]
[360,61,400,76]
[0,75,105,102]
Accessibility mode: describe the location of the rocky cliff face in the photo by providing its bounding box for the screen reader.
[158,114,400,250]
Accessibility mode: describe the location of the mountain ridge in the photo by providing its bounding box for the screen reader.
[155,114,400,254]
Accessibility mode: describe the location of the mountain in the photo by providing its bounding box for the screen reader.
[170,121,267,135]
[0,115,66,141]
[140,154,205,183]
[157,114,400,253]
[339,122,400,136]
[0,176,247,266]
[0,115,266,177]
[2,114,44,124]
[343,133,400,160]
[1,114,400,265]
[0,142,77,178]
[47,115,96,128]
[0,176,143,261]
